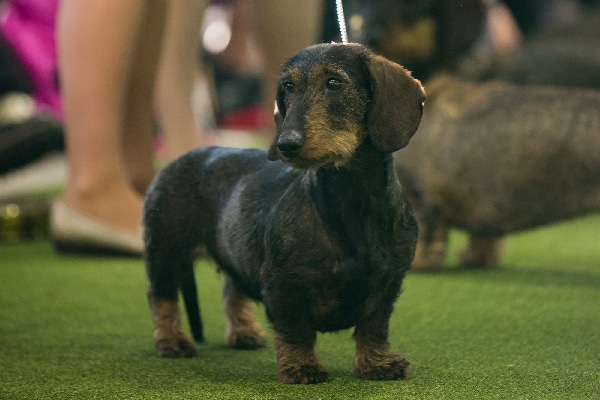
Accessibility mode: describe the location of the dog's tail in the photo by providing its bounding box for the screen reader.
[181,266,204,343]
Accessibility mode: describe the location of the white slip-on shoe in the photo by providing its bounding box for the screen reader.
[50,200,143,256]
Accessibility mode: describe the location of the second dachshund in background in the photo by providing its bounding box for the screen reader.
[395,75,600,271]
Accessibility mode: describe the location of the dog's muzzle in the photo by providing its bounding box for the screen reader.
[277,129,304,158]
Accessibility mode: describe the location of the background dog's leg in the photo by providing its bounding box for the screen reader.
[459,235,505,268]
[275,333,328,384]
[223,276,267,349]
[147,288,197,358]
[353,309,410,380]
[412,221,448,272]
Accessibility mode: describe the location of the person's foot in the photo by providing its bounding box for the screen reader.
[63,182,143,235]
[51,182,144,256]
[50,199,143,256]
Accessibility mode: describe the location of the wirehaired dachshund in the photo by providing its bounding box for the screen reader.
[143,43,425,384]
[394,74,600,271]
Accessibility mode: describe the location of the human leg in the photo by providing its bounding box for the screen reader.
[121,0,167,192]
[253,0,322,129]
[57,0,155,235]
[155,0,207,162]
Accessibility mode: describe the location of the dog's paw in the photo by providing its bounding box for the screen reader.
[227,327,267,349]
[155,337,197,358]
[278,363,329,384]
[354,352,410,380]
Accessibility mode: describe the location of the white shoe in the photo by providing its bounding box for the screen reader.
[50,200,143,256]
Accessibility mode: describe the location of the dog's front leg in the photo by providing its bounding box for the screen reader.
[353,308,410,380]
[274,332,328,384]
[264,288,328,383]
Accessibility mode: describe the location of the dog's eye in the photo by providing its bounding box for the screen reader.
[283,82,294,93]
[326,78,343,91]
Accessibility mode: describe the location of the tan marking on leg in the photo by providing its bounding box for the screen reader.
[147,288,196,357]
[275,335,328,384]
[151,298,184,341]
[224,285,267,349]
[353,336,410,380]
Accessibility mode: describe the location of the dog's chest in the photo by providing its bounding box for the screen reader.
[307,255,383,331]
[277,218,401,331]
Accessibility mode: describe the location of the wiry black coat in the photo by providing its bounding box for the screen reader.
[145,143,416,329]
[144,43,425,384]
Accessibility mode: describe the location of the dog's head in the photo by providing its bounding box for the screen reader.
[268,43,425,169]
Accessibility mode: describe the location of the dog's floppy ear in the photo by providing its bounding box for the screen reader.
[267,101,284,161]
[365,54,426,152]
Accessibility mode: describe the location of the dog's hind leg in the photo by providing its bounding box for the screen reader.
[147,287,197,358]
[146,246,198,358]
[223,276,267,349]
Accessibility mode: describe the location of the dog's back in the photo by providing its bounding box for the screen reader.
[395,75,600,270]
[144,146,293,296]
[396,75,600,234]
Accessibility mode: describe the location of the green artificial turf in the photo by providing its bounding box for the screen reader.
[1,215,599,399]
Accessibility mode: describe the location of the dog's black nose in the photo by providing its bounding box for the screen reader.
[277,130,304,158]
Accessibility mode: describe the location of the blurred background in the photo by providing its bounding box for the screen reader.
[0,0,598,246]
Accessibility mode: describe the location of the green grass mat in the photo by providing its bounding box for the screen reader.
[1,216,599,399]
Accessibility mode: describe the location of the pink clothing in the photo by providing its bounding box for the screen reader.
[0,0,62,119]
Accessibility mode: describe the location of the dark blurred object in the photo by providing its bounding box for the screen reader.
[0,13,64,176]
[213,70,267,131]
[502,0,600,35]
[322,0,486,80]
[0,114,64,174]
[0,35,32,95]
[0,198,50,242]
[460,4,600,88]
[502,0,562,35]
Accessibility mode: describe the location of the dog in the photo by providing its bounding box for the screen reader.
[394,74,600,271]
[143,43,425,384]
[321,0,487,82]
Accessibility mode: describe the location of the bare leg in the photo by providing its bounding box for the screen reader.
[253,0,323,131]
[155,0,208,162]
[212,0,266,75]
[57,0,158,233]
[121,0,167,193]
